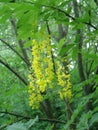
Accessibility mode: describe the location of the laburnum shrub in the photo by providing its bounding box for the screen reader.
[28,36,72,109]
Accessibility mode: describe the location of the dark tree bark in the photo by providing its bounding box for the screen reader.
[57,22,75,130]
[73,0,94,112]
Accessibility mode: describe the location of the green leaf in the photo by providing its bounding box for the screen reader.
[26,116,38,129]
[0,0,10,2]
[0,4,11,23]
[58,38,65,49]
[24,41,32,48]
[89,113,98,126]
[7,122,27,130]
[59,44,75,57]
[46,124,54,130]
[77,111,92,130]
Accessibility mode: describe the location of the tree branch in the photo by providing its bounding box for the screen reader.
[0,38,29,66]
[0,59,28,85]
[0,111,65,124]
[73,0,94,112]
[10,18,31,67]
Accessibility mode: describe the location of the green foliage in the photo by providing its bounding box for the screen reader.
[0,0,98,129]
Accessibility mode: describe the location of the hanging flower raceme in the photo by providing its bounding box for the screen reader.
[28,35,72,109]
[56,59,72,99]
[28,38,55,109]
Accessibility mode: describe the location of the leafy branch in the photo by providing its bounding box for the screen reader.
[25,1,97,30]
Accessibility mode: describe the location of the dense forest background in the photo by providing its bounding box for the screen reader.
[0,0,98,130]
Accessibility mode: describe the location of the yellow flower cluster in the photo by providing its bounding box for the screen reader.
[28,38,54,109]
[56,61,72,99]
[28,32,72,109]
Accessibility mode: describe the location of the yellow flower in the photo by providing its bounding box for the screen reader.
[37,94,43,101]
[59,92,64,99]
[56,59,72,99]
